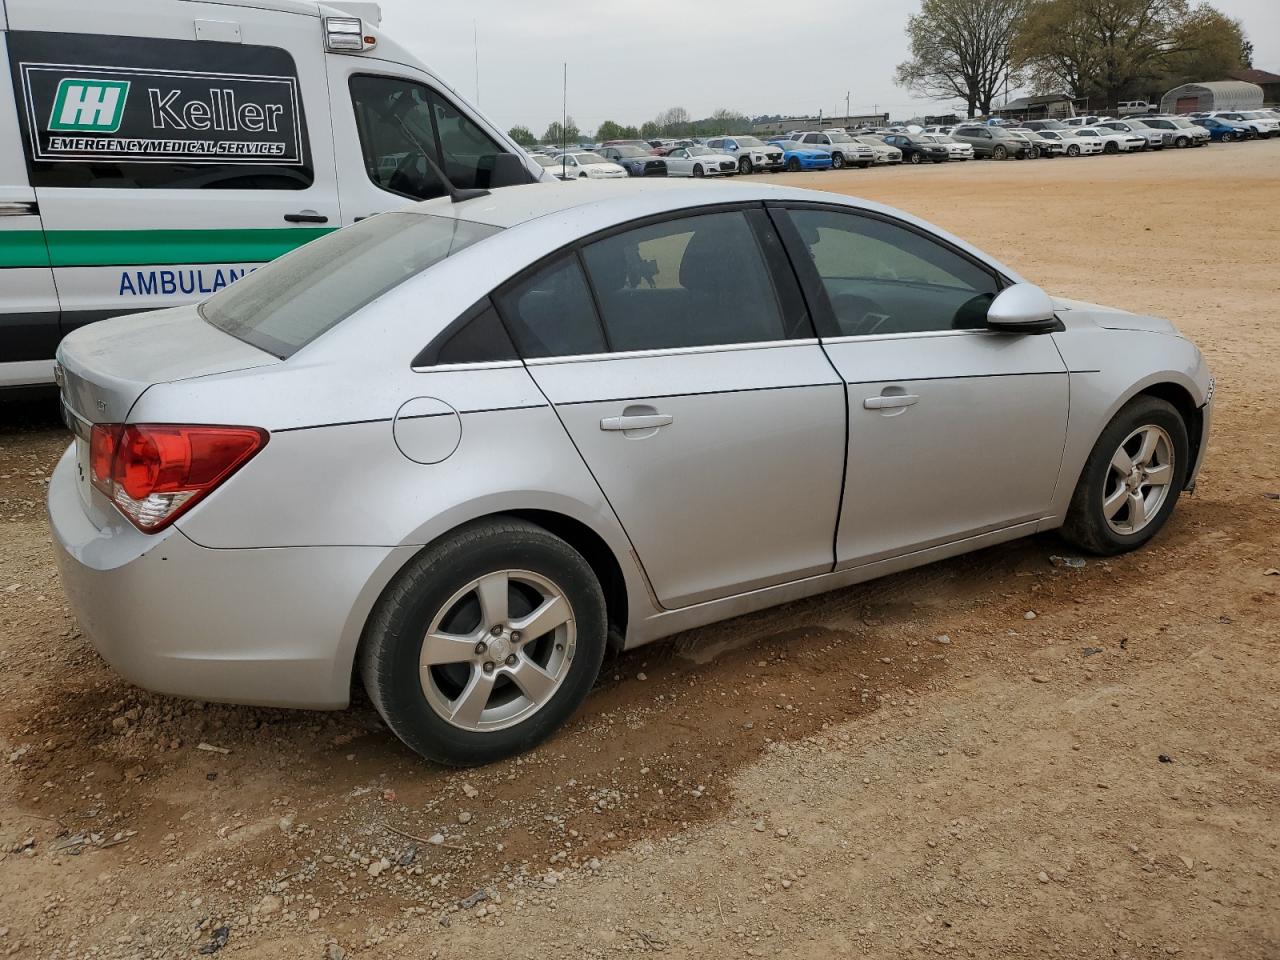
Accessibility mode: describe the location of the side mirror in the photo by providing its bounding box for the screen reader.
[986,283,1059,334]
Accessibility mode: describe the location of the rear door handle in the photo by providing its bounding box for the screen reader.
[863,394,919,410]
[600,414,673,431]
[284,211,329,224]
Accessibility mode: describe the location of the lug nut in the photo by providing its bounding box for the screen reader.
[483,661,495,673]
[510,631,522,642]
[475,641,487,655]
[505,654,518,667]
[490,625,504,637]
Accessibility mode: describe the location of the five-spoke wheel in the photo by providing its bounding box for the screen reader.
[361,517,607,765]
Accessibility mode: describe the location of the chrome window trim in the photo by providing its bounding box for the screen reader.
[411,359,524,373]
[523,338,820,367]
[819,329,999,346]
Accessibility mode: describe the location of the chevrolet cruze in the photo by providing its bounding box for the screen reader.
[49,180,1213,765]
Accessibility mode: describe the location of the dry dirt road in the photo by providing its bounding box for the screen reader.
[1,143,1277,960]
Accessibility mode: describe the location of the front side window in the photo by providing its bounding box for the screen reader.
[201,212,500,358]
[783,208,1000,338]
[349,75,515,200]
[9,31,312,190]
[580,210,799,352]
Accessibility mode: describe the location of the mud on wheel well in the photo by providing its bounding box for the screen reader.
[1139,383,1204,482]
[506,510,629,649]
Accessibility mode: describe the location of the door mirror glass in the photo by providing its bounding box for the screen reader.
[986,283,1058,333]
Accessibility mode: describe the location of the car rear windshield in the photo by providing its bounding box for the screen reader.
[200,213,501,359]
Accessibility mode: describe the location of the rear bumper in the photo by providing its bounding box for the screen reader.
[48,446,412,709]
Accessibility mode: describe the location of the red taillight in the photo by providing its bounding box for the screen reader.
[89,424,267,532]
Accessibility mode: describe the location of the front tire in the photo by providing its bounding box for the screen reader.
[992,144,1008,160]
[1067,144,1081,157]
[738,157,753,175]
[1175,136,1189,148]
[693,164,704,177]
[831,152,846,169]
[1061,397,1189,556]
[786,156,800,172]
[360,517,608,766]
[909,152,922,164]
[1104,141,1119,154]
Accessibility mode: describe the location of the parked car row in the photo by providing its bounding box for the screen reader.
[524,107,1278,183]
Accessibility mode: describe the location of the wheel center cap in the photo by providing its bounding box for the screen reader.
[487,636,511,662]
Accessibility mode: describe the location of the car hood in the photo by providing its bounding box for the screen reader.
[1052,297,1180,337]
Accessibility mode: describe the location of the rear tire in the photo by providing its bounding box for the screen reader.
[1060,397,1189,556]
[360,517,608,766]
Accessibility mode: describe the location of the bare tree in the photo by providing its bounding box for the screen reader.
[895,0,1029,117]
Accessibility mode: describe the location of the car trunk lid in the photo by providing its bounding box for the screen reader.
[57,305,279,516]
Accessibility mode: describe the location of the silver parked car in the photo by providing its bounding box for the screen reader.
[50,181,1213,766]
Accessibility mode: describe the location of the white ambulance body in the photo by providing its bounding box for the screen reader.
[1,0,542,388]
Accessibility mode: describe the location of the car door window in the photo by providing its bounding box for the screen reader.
[781,208,1000,337]
[580,210,804,352]
[494,254,607,359]
[349,75,511,200]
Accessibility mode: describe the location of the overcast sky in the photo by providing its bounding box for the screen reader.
[375,0,1279,133]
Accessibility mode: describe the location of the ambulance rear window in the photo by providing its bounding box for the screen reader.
[199,213,501,358]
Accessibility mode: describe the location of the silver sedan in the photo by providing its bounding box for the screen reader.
[49,180,1213,765]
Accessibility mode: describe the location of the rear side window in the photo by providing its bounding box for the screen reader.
[8,31,313,190]
[495,255,607,359]
[349,75,521,199]
[201,213,501,358]
[580,210,797,352]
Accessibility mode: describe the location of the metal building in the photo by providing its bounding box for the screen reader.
[1160,81,1264,114]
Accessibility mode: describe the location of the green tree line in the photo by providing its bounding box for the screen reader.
[509,107,752,148]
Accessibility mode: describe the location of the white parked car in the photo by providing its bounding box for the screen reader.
[1076,127,1146,154]
[704,136,785,174]
[1098,119,1166,150]
[1142,116,1210,148]
[550,153,628,180]
[663,147,737,178]
[1039,129,1104,156]
[854,136,903,164]
[921,134,974,160]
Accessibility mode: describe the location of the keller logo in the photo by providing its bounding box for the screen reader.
[47,78,130,132]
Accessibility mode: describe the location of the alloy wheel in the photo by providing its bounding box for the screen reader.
[1068,144,1080,157]
[993,145,1007,160]
[739,157,753,175]
[418,570,576,732]
[693,164,704,177]
[832,152,845,169]
[1102,425,1175,536]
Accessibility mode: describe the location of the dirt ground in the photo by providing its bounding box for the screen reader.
[1,143,1277,960]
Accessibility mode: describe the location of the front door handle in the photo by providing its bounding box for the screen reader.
[863,394,919,410]
[600,413,674,431]
[284,211,329,224]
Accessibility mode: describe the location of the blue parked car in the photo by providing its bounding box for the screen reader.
[1191,116,1248,142]
[770,139,833,172]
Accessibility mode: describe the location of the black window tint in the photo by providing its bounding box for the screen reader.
[785,208,1000,338]
[8,31,312,190]
[581,210,790,352]
[349,76,522,200]
[496,255,607,359]
[419,302,518,366]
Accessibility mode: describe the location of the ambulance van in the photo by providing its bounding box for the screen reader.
[1,0,542,388]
